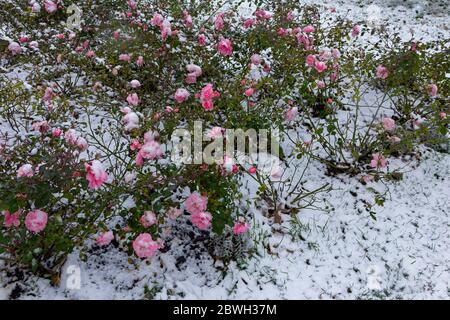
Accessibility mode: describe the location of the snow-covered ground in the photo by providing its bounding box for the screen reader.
[1,149,448,299]
[0,0,449,300]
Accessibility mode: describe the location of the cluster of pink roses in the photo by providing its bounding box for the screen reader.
[85,160,108,189]
[198,83,220,111]
[3,209,48,233]
[185,192,212,230]
[150,13,172,41]
[134,131,164,166]
[64,129,88,151]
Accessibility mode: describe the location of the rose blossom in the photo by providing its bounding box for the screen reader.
[17,164,34,178]
[351,24,360,37]
[135,140,163,166]
[370,153,387,168]
[314,61,327,73]
[306,54,316,67]
[191,211,212,230]
[427,84,438,97]
[85,160,108,189]
[185,192,208,214]
[186,64,202,83]
[140,211,157,228]
[382,117,396,131]
[25,210,48,233]
[174,88,190,103]
[243,18,255,28]
[151,13,164,27]
[130,79,141,88]
[251,54,262,65]
[233,221,250,235]
[303,25,315,33]
[376,65,389,79]
[133,233,160,258]
[215,13,225,31]
[8,42,22,55]
[127,93,139,106]
[119,53,131,62]
[31,2,41,12]
[3,210,20,228]
[44,0,57,14]
[217,38,233,56]
[198,34,206,46]
[244,88,255,97]
[96,231,114,246]
[136,55,144,67]
[122,111,140,131]
[285,107,298,121]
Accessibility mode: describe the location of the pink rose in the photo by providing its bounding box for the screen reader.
[244,88,255,97]
[96,231,114,246]
[370,153,387,168]
[127,93,140,106]
[185,192,208,214]
[198,34,206,46]
[303,25,315,33]
[314,61,327,73]
[151,13,164,27]
[3,210,21,228]
[201,84,214,101]
[376,65,389,79]
[52,128,62,137]
[248,167,257,174]
[133,233,160,258]
[160,20,172,41]
[136,56,144,67]
[271,165,284,180]
[285,107,298,121]
[351,24,360,37]
[85,160,108,189]
[243,18,255,29]
[331,48,341,59]
[183,11,193,28]
[233,221,250,235]
[17,164,34,178]
[174,88,190,103]
[140,211,157,228]
[127,0,136,10]
[130,80,141,88]
[31,2,41,13]
[25,210,48,233]
[218,38,233,56]
[119,53,132,62]
[136,141,163,165]
[427,84,438,97]
[215,13,225,31]
[44,0,57,14]
[382,117,396,131]
[191,211,212,230]
[316,80,325,89]
[306,54,316,67]
[122,111,140,131]
[8,42,22,55]
[251,54,262,65]
[186,64,202,84]
[32,120,49,133]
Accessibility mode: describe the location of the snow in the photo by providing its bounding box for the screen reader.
[0,0,449,300]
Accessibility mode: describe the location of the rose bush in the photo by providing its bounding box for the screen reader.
[0,0,448,278]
